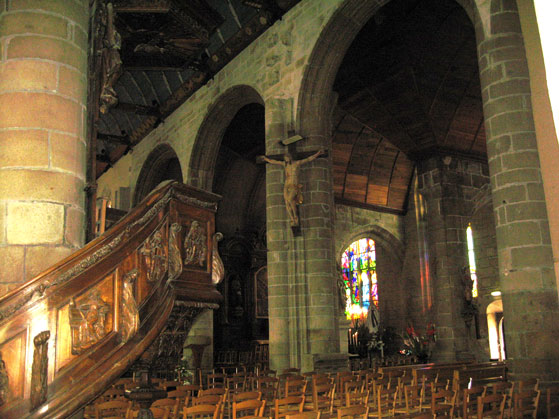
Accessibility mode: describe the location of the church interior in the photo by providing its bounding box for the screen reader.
[1,0,559,417]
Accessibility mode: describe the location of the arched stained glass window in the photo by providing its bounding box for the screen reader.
[341,238,378,320]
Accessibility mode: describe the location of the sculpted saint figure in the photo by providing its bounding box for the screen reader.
[261,149,325,226]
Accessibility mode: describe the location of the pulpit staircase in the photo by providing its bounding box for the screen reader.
[0,181,223,418]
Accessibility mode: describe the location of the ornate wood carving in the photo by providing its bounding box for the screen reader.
[0,352,9,406]
[121,269,139,343]
[99,2,123,114]
[30,331,50,410]
[168,223,183,281]
[139,301,217,375]
[140,229,167,283]
[184,221,207,267]
[69,290,111,355]
[211,232,224,285]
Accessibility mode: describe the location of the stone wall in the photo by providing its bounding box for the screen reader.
[0,0,88,294]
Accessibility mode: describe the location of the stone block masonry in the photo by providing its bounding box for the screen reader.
[0,0,88,294]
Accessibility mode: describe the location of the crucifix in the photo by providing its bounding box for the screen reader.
[257,134,327,230]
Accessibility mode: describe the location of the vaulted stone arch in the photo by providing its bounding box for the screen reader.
[188,85,265,191]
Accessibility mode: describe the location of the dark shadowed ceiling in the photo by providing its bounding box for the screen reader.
[332,0,486,213]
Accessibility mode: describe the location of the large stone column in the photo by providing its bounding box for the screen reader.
[266,98,339,372]
[417,155,490,362]
[0,1,88,295]
[477,0,559,381]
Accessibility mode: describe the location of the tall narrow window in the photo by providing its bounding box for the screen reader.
[466,224,478,298]
[341,238,378,320]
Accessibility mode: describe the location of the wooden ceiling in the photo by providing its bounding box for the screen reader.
[94,0,297,177]
[96,0,487,216]
[332,0,486,213]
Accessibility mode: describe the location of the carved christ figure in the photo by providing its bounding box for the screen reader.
[261,149,325,226]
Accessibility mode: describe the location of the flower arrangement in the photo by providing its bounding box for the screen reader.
[402,323,436,362]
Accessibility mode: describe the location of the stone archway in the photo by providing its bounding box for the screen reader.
[297,0,559,379]
[188,85,264,191]
[133,144,183,205]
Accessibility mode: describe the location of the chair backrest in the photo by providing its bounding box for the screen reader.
[513,390,540,419]
[232,398,266,419]
[517,379,540,393]
[199,387,228,403]
[193,395,224,406]
[285,376,308,397]
[286,411,321,419]
[337,405,369,419]
[402,384,424,413]
[152,398,180,418]
[312,381,336,413]
[476,393,506,419]
[345,388,369,408]
[462,385,486,419]
[233,391,262,403]
[183,403,221,419]
[207,373,226,389]
[431,388,456,418]
[274,395,305,419]
[95,399,130,419]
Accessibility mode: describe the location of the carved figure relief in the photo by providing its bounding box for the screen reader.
[184,221,206,267]
[30,331,50,410]
[211,232,224,285]
[99,2,123,114]
[0,352,9,406]
[121,269,139,343]
[140,230,167,283]
[168,223,183,281]
[69,289,111,354]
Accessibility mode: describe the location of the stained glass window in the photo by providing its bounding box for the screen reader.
[341,238,378,320]
[466,224,478,298]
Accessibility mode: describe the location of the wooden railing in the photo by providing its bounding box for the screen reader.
[0,181,223,418]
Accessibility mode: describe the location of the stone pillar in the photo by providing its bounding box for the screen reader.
[477,0,559,381]
[417,155,490,362]
[266,98,339,372]
[0,1,88,294]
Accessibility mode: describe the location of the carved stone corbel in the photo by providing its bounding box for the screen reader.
[30,331,50,410]
[121,269,139,343]
[168,223,183,281]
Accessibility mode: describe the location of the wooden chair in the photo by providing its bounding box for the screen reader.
[232,399,266,419]
[336,405,369,419]
[344,386,369,408]
[309,379,336,416]
[274,395,305,419]
[168,390,189,411]
[461,385,487,419]
[393,384,424,416]
[512,390,540,419]
[207,373,227,389]
[160,380,181,391]
[430,388,456,418]
[199,388,228,403]
[183,403,222,419]
[287,411,321,419]
[369,386,398,418]
[193,395,224,406]
[152,398,180,419]
[127,407,170,419]
[233,391,262,403]
[284,376,308,397]
[476,393,506,419]
[95,399,130,419]
[546,386,559,419]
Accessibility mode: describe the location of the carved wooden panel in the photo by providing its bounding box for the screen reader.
[0,331,26,404]
[56,274,115,370]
